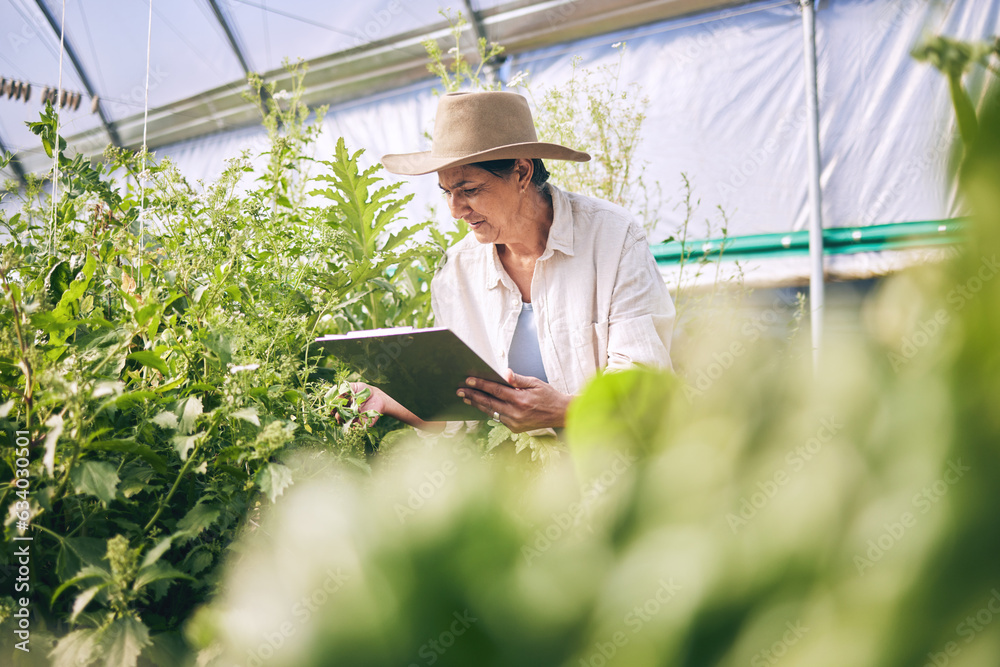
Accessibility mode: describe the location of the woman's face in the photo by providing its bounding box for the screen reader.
[437,163,525,245]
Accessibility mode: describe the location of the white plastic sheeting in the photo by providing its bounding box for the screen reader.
[161,0,995,249]
[5,0,997,286]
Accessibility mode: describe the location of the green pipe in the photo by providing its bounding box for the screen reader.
[651,218,966,265]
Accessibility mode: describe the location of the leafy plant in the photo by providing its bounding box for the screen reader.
[0,64,444,664]
[521,43,663,237]
[912,34,999,147]
[422,9,505,93]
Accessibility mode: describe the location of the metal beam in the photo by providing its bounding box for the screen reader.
[207,0,252,74]
[0,133,28,186]
[206,0,278,116]
[462,0,504,82]
[462,0,488,44]
[800,0,825,368]
[36,0,745,174]
[33,0,121,146]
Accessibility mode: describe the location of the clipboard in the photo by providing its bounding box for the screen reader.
[313,327,510,421]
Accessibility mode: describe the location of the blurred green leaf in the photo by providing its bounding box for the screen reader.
[128,350,168,376]
[255,462,293,503]
[70,461,121,504]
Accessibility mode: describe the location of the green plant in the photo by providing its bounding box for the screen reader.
[912,34,999,147]
[0,64,444,664]
[523,43,663,237]
[422,10,505,93]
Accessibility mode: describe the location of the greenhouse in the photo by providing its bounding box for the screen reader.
[2,0,1000,665]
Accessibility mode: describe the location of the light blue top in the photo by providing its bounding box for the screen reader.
[507,302,548,383]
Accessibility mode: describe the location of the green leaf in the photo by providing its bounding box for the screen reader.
[231,406,260,426]
[142,631,190,667]
[115,390,158,410]
[565,367,678,460]
[486,422,513,452]
[51,565,111,605]
[134,302,159,327]
[152,411,179,429]
[45,259,73,304]
[172,432,203,461]
[179,396,203,434]
[53,252,96,319]
[85,439,168,474]
[141,537,173,570]
[133,560,195,591]
[58,537,108,582]
[153,376,186,394]
[49,627,101,667]
[133,561,195,591]
[98,616,151,667]
[174,501,221,542]
[119,463,158,498]
[185,549,214,575]
[70,460,121,504]
[43,413,64,476]
[128,350,168,375]
[71,583,109,623]
[255,462,293,503]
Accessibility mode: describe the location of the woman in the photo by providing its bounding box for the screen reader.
[355,91,674,433]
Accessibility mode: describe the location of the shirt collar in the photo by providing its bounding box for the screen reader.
[543,183,575,258]
[486,245,506,290]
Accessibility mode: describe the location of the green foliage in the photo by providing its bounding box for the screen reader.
[523,44,663,237]
[0,64,446,663]
[660,171,748,349]
[422,10,505,93]
[913,34,999,147]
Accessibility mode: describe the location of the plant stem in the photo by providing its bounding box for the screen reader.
[32,522,66,543]
[0,265,34,435]
[142,436,204,534]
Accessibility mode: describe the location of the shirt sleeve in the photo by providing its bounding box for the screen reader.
[606,227,676,372]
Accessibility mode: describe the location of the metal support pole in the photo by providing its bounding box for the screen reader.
[801,0,824,369]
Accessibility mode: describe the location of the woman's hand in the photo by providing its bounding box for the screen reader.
[457,369,572,433]
[347,382,389,427]
[347,382,446,433]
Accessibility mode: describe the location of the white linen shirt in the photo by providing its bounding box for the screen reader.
[431,183,675,396]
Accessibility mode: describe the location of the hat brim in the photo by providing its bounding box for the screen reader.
[381,141,591,176]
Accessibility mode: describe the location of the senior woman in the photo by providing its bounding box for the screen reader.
[355,91,674,433]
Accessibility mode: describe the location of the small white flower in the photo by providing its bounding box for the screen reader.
[507,70,528,87]
[272,90,291,100]
[228,363,261,374]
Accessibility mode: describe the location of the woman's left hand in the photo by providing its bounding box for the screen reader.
[457,369,572,433]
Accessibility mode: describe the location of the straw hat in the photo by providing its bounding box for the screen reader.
[381,91,591,175]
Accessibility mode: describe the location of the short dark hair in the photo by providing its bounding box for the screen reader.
[469,158,549,187]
